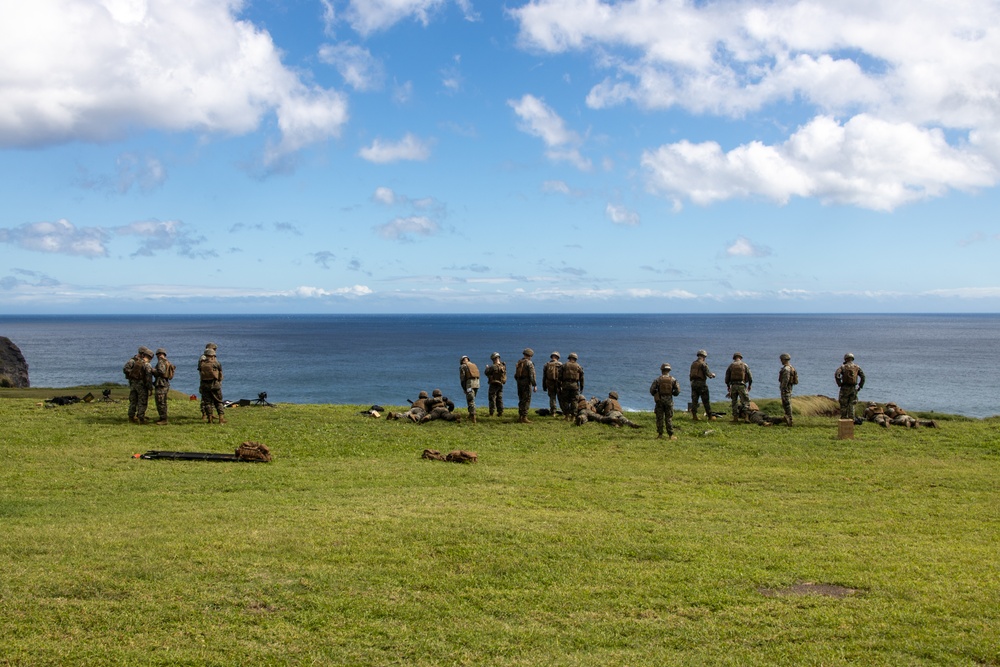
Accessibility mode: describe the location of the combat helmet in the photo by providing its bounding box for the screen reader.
[697,349,708,358]
[608,391,619,399]
[155,348,167,356]
[780,353,791,362]
[138,346,153,357]
[460,355,469,363]
[205,342,217,350]
[432,389,442,397]
[568,352,578,360]
[661,363,671,372]
[523,348,534,357]
[418,391,428,399]
[550,351,560,359]
[733,352,743,359]
[204,348,216,357]
[491,352,500,360]
[844,353,855,361]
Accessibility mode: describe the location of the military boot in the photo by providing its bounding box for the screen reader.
[156,419,168,425]
[218,416,227,424]
[206,414,213,424]
[691,411,700,421]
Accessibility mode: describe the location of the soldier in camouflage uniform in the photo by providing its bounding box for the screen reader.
[725,352,752,422]
[198,347,226,424]
[386,391,430,422]
[542,351,562,414]
[420,389,461,423]
[737,401,783,426]
[884,403,939,428]
[559,352,584,421]
[485,352,507,417]
[573,394,602,425]
[778,353,798,426]
[514,348,537,423]
[688,350,716,421]
[650,363,681,439]
[595,391,642,428]
[835,353,865,419]
[863,401,890,428]
[123,346,154,424]
[459,355,480,423]
[151,347,175,425]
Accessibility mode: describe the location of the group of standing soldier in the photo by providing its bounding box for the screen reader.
[121,342,226,425]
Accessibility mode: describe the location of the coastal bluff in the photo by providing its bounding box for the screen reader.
[0,336,29,388]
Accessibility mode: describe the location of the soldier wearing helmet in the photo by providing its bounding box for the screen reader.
[198,346,226,424]
[485,352,507,418]
[542,352,563,415]
[778,353,798,426]
[459,355,481,423]
[123,345,155,424]
[650,363,681,439]
[834,353,865,420]
[151,347,176,425]
[558,352,585,421]
[514,348,537,423]
[688,349,717,421]
[725,353,753,422]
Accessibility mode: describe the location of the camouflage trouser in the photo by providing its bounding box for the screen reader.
[154,384,170,420]
[560,385,580,417]
[488,383,504,416]
[128,380,150,420]
[200,381,224,417]
[839,386,858,419]
[655,399,675,436]
[464,386,478,418]
[690,381,711,416]
[517,381,533,417]
[780,388,793,423]
[729,384,749,418]
[547,388,560,413]
[423,407,460,423]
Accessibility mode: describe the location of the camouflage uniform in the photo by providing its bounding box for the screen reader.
[151,348,175,425]
[198,348,225,423]
[559,353,584,420]
[595,392,641,428]
[650,363,681,439]
[123,346,154,423]
[688,350,715,420]
[725,353,752,422]
[386,391,429,422]
[542,352,562,414]
[573,395,603,425]
[863,402,890,428]
[835,354,865,419]
[420,390,460,423]
[485,353,507,416]
[778,353,798,426]
[514,348,537,423]
[738,401,781,426]
[884,403,939,428]
[459,356,480,422]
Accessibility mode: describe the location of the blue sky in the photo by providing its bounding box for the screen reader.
[2,0,999,314]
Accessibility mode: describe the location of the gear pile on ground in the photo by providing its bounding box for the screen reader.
[421,449,477,463]
[236,441,272,462]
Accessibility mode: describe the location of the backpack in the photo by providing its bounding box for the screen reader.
[561,363,580,382]
[199,360,219,381]
[125,357,145,381]
[514,358,530,380]
[728,362,746,383]
[545,362,561,383]
[840,364,857,385]
[159,361,175,381]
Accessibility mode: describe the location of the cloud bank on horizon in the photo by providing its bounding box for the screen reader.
[1,0,999,313]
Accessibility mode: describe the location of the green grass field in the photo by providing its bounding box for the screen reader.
[1,387,998,666]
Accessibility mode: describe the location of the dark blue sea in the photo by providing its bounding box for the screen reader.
[1,314,997,417]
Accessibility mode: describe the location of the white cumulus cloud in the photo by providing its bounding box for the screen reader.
[605,203,640,226]
[512,0,1000,210]
[359,134,432,163]
[0,0,348,158]
[374,216,440,241]
[509,94,591,171]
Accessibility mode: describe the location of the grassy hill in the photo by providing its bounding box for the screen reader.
[1,391,997,666]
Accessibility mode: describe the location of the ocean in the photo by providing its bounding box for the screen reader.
[1,314,997,417]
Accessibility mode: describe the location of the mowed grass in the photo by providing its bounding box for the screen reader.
[1,388,998,666]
